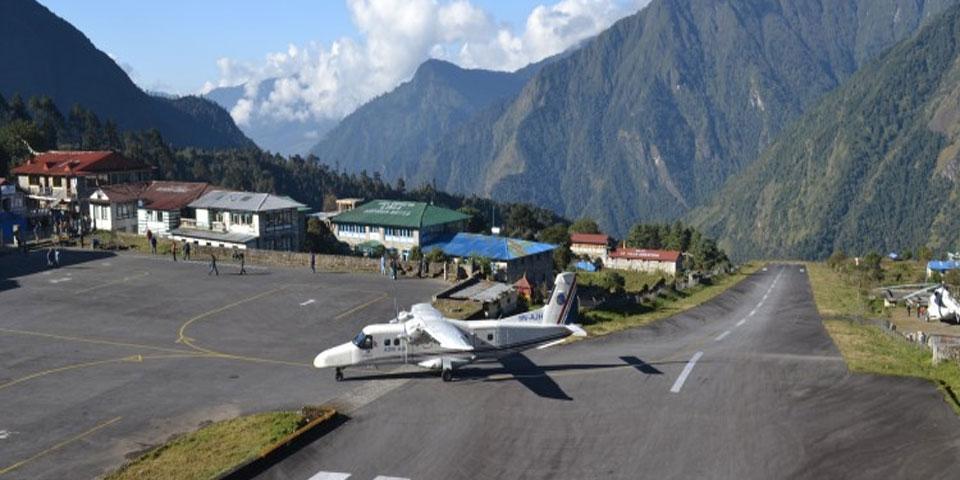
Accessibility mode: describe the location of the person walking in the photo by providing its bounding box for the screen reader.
[46,247,54,267]
[238,251,247,275]
[33,223,39,245]
[171,240,177,261]
[183,241,191,261]
[208,253,219,276]
[310,252,316,273]
[54,248,61,268]
[380,254,386,276]
[150,235,158,255]
[391,257,398,280]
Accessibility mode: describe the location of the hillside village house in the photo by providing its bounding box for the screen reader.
[88,182,148,233]
[604,248,683,275]
[426,232,557,286]
[570,233,611,260]
[331,200,469,259]
[136,182,216,237]
[12,151,152,217]
[88,181,215,235]
[169,190,305,251]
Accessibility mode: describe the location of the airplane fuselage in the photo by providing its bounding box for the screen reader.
[316,318,573,371]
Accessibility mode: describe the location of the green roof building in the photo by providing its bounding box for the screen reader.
[330,199,469,257]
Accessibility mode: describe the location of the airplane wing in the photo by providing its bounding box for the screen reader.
[410,303,474,351]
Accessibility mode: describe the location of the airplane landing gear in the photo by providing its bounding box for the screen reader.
[441,368,453,382]
[335,368,344,382]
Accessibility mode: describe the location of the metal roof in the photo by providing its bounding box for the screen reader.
[450,281,515,302]
[188,190,305,212]
[928,260,960,271]
[570,233,610,245]
[330,200,469,229]
[169,227,258,244]
[425,233,555,261]
[11,151,151,176]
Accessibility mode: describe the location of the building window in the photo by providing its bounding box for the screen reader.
[52,177,62,187]
[385,227,412,238]
[231,212,253,225]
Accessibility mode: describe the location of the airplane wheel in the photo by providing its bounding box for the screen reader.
[335,368,344,382]
[441,369,453,382]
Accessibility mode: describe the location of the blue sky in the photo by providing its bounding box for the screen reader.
[39,0,552,94]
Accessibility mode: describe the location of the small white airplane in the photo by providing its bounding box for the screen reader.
[928,285,960,322]
[314,272,584,382]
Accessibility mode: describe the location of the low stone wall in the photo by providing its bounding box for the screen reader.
[190,244,380,272]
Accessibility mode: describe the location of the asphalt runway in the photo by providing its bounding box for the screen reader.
[256,265,960,480]
[0,249,444,479]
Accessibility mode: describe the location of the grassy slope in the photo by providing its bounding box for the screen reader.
[104,412,305,480]
[581,263,759,336]
[577,270,666,293]
[807,263,960,414]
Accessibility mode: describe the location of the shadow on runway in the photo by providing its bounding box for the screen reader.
[0,248,116,292]
[340,355,683,401]
[619,355,664,374]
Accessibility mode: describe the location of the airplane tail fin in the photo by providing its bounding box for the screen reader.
[542,272,578,325]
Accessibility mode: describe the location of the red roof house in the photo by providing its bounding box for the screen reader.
[11,151,151,177]
[604,248,683,275]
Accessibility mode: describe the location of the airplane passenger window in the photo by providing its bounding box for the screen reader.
[385,339,392,346]
[487,334,494,341]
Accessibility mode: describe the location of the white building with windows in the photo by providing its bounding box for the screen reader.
[13,151,152,217]
[330,199,469,258]
[169,190,305,251]
[89,183,148,233]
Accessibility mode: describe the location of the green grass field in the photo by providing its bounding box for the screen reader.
[580,263,760,336]
[808,262,960,414]
[104,411,313,480]
[577,270,667,293]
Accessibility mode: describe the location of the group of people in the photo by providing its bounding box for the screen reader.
[906,302,928,319]
[145,229,192,261]
[378,253,429,280]
[143,228,248,276]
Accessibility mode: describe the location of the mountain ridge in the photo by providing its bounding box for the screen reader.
[0,0,253,149]
[319,0,956,237]
[689,2,960,260]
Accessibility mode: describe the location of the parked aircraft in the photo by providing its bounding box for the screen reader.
[314,272,584,381]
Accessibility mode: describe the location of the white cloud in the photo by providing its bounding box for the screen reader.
[205,0,649,126]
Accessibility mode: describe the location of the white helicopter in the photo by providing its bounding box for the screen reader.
[314,272,584,382]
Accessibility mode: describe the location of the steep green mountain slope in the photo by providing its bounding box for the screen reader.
[690,3,960,260]
[404,0,956,236]
[309,58,541,177]
[0,0,253,149]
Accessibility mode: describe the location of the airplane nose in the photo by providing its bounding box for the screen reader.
[313,351,330,368]
[313,343,355,368]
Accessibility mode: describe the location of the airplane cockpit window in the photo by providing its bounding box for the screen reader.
[353,332,373,350]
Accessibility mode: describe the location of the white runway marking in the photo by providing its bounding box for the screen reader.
[537,339,566,349]
[714,330,731,341]
[307,472,351,480]
[300,299,316,306]
[49,277,72,284]
[373,477,411,480]
[670,351,703,393]
[748,308,757,317]
[0,429,14,440]
[736,319,746,327]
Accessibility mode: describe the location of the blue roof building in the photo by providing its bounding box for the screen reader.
[927,260,960,278]
[426,233,557,286]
